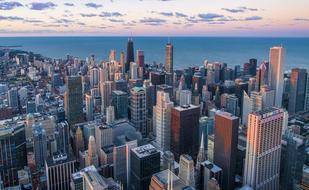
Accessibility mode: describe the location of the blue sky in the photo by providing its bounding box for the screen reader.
[0,0,309,36]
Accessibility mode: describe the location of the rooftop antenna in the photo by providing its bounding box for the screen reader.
[167,36,171,44]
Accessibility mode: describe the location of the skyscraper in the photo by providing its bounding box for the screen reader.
[288,68,307,115]
[136,50,145,68]
[214,111,239,190]
[269,46,285,107]
[126,38,134,72]
[86,135,99,167]
[243,107,284,190]
[178,154,195,187]
[130,144,160,190]
[85,93,94,121]
[64,75,83,125]
[171,104,200,161]
[75,127,84,158]
[0,123,27,188]
[130,87,147,137]
[112,90,128,119]
[7,87,19,109]
[100,81,115,112]
[33,125,47,169]
[165,42,173,74]
[154,91,174,151]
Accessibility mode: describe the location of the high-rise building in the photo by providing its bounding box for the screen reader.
[179,90,192,106]
[106,106,115,124]
[136,50,145,68]
[85,93,94,121]
[100,81,115,112]
[288,68,307,114]
[269,46,285,107]
[56,121,70,154]
[165,42,173,74]
[7,87,19,109]
[305,70,309,111]
[171,104,200,161]
[89,67,99,87]
[214,111,239,190]
[109,49,116,62]
[45,153,75,190]
[154,91,174,151]
[95,125,113,149]
[178,154,195,187]
[162,151,175,172]
[200,160,223,190]
[126,38,134,72]
[86,136,99,167]
[75,127,84,158]
[130,87,147,137]
[0,123,27,188]
[33,125,47,169]
[149,169,188,190]
[112,90,128,119]
[64,76,83,125]
[130,62,138,80]
[243,107,284,190]
[280,131,305,190]
[130,144,160,190]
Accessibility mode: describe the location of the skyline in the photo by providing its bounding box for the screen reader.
[0,0,309,37]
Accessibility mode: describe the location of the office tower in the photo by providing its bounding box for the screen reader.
[33,125,47,169]
[7,87,18,108]
[89,67,99,87]
[154,91,174,151]
[0,123,27,188]
[207,178,221,190]
[26,100,36,114]
[162,151,175,172]
[280,131,305,190]
[260,85,275,109]
[249,58,257,76]
[71,165,121,190]
[130,87,147,137]
[256,61,269,91]
[130,62,138,79]
[200,160,223,190]
[165,42,173,74]
[120,51,126,74]
[106,106,115,124]
[243,108,284,190]
[288,68,307,114]
[109,49,116,62]
[150,71,166,86]
[214,111,239,190]
[248,77,256,94]
[75,127,84,158]
[95,125,113,149]
[269,46,285,107]
[100,81,115,112]
[130,144,160,190]
[64,76,83,125]
[56,121,70,154]
[225,94,238,116]
[179,90,192,106]
[178,154,195,187]
[305,70,309,111]
[86,136,99,167]
[126,38,134,72]
[112,90,128,119]
[85,93,94,121]
[149,169,188,190]
[45,153,75,190]
[136,50,144,68]
[99,67,108,83]
[171,104,200,161]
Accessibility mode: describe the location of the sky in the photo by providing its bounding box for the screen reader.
[0,0,309,37]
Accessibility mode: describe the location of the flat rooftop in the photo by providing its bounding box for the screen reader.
[131,144,158,158]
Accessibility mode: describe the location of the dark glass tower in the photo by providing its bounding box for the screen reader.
[126,38,134,73]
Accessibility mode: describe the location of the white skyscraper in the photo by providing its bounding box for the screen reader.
[178,154,195,187]
[243,107,284,190]
[130,62,138,79]
[179,90,192,106]
[154,91,174,151]
[269,46,285,107]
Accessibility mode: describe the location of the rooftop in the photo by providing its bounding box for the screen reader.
[132,144,158,158]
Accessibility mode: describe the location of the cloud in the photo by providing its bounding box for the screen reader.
[109,18,124,23]
[64,3,74,6]
[222,7,258,13]
[0,15,24,20]
[28,2,56,10]
[198,13,224,21]
[159,12,173,17]
[99,11,124,17]
[80,13,97,17]
[175,12,188,18]
[0,1,23,10]
[140,17,166,25]
[294,18,309,22]
[53,18,74,24]
[244,16,263,21]
[85,2,102,9]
